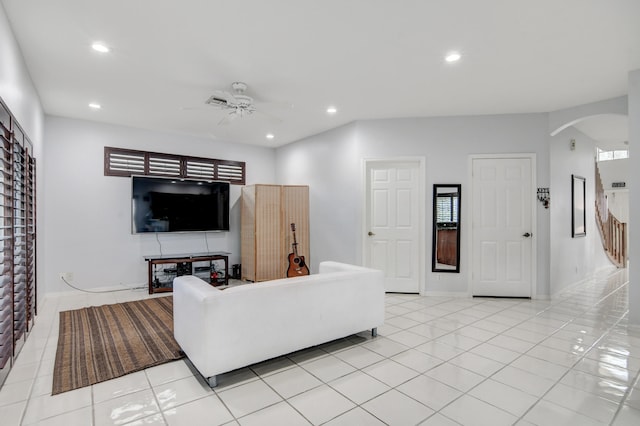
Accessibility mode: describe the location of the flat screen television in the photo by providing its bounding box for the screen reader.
[131,176,230,233]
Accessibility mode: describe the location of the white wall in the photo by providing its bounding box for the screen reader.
[549,127,611,295]
[629,69,640,324]
[0,5,46,306]
[277,114,552,296]
[43,116,276,293]
[598,158,629,190]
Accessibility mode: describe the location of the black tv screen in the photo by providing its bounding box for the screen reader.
[132,176,230,233]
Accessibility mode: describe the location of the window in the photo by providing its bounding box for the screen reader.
[436,193,459,223]
[104,147,246,185]
[597,147,628,162]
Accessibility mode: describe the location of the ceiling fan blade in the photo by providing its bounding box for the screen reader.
[217,110,240,125]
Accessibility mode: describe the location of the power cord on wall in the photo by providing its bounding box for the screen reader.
[156,232,164,256]
[204,232,210,252]
[60,276,147,293]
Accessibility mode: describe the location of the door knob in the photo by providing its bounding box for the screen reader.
[522,232,532,238]
[368,231,375,236]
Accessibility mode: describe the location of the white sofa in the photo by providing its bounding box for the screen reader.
[173,261,385,387]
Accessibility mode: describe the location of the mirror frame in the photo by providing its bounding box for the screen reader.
[432,184,461,273]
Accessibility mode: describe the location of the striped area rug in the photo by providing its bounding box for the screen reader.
[52,296,184,395]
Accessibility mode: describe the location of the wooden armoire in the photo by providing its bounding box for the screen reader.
[241,184,309,281]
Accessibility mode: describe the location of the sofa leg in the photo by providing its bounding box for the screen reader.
[371,327,378,337]
[207,375,218,388]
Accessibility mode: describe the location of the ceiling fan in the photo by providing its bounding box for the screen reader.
[204,82,260,125]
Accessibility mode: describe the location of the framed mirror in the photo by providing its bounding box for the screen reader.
[432,184,461,273]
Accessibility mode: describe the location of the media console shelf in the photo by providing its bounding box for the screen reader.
[144,252,230,294]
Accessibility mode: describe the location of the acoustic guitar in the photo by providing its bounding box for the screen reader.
[287,223,310,277]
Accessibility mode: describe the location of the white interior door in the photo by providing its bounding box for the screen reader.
[364,160,422,293]
[471,156,534,297]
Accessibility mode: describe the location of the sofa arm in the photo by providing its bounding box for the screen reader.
[173,275,221,370]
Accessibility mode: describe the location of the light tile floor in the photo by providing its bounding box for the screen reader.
[2,268,640,425]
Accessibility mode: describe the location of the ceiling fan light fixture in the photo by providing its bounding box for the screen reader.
[445,51,461,63]
[91,42,110,53]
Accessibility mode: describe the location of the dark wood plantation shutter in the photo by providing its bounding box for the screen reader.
[105,147,245,185]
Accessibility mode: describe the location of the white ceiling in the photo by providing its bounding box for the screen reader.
[2,0,639,147]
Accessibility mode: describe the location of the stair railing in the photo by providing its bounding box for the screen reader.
[595,162,627,267]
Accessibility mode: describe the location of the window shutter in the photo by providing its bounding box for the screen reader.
[104,148,145,176]
[148,154,181,176]
[104,147,246,184]
[217,161,245,185]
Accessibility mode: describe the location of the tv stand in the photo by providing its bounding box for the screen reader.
[144,252,230,294]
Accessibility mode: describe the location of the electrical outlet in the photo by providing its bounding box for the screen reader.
[59,272,74,282]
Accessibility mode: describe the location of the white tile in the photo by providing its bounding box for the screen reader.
[487,334,536,353]
[440,394,518,426]
[469,379,538,417]
[418,413,464,426]
[391,349,444,373]
[1,400,27,426]
[153,375,213,410]
[217,379,282,418]
[397,374,462,411]
[332,346,385,369]
[93,371,150,403]
[22,386,92,425]
[612,405,640,425]
[543,383,619,423]
[526,343,583,367]
[213,367,259,390]
[414,341,465,361]
[362,359,419,387]
[454,325,497,342]
[288,384,355,425]
[491,365,555,397]
[23,407,93,426]
[324,407,386,425]
[123,413,166,425]
[262,366,322,399]
[407,323,451,339]
[362,389,434,425]
[164,394,233,426]
[523,400,606,426]
[145,360,194,387]
[329,370,390,404]
[386,316,421,329]
[509,354,569,381]
[386,330,430,347]
[237,401,310,426]
[250,356,296,377]
[361,337,410,357]
[300,354,355,382]
[31,373,54,397]
[560,369,628,402]
[433,333,483,351]
[573,358,635,385]
[448,351,504,377]
[424,362,485,392]
[3,361,39,384]
[469,342,521,364]
[93,389,159,426]
[0,378,32,407]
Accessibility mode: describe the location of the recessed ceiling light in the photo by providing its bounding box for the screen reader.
[91,42,110,53]
[326,106,337,114]
[445,51,461,63]
[266,133,275,140]
[88,103,101,109]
